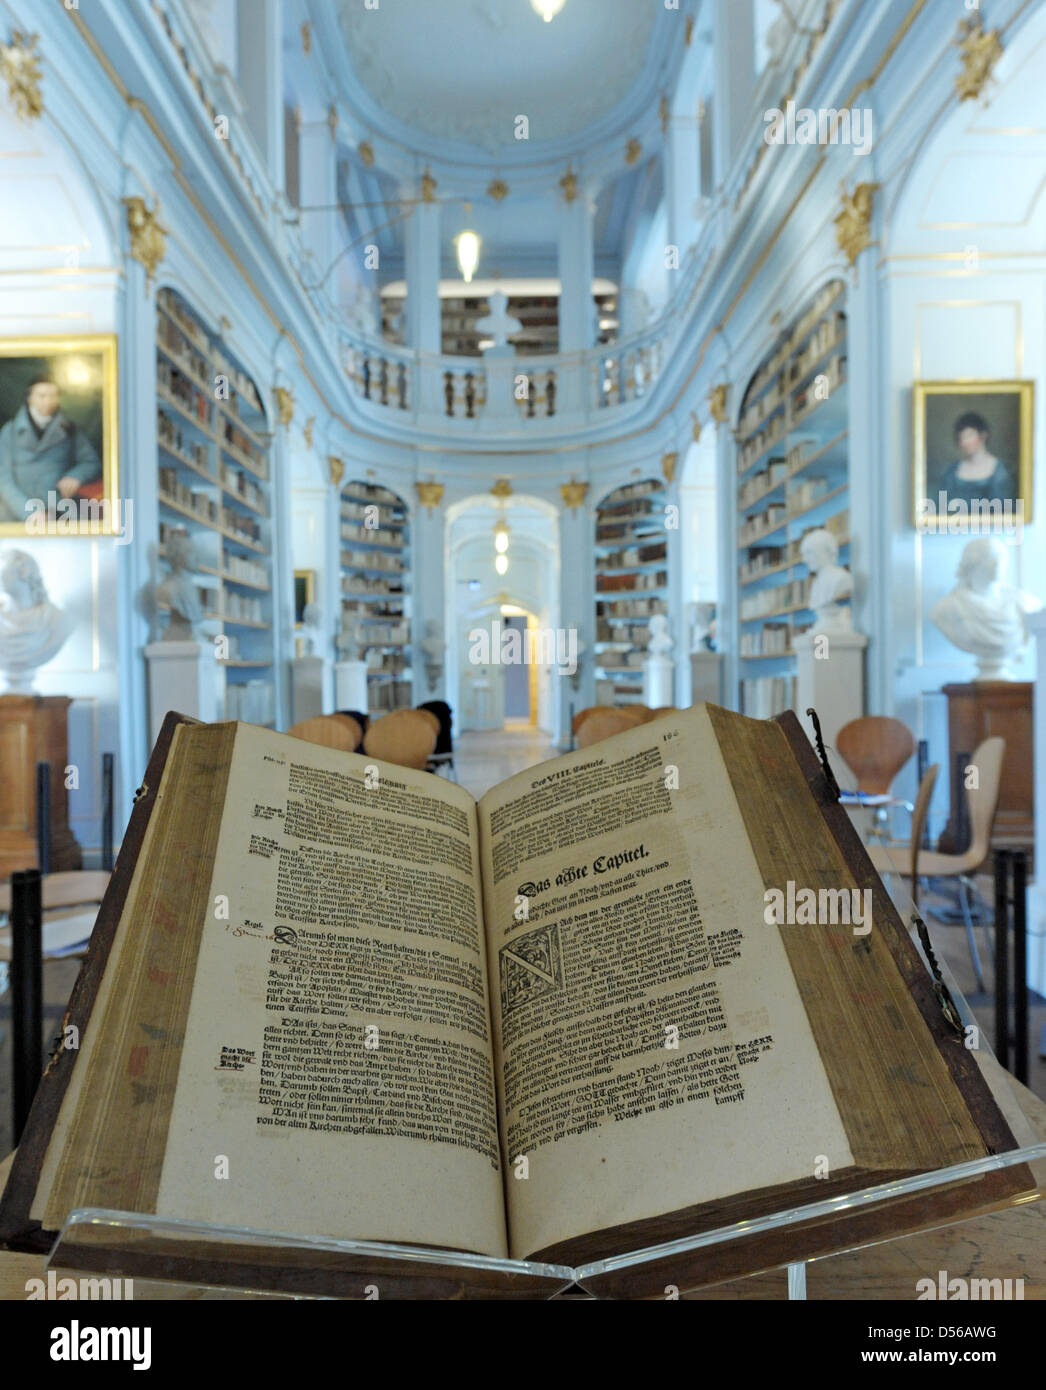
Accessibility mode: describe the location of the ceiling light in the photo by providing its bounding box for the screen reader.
[495,553,509,575]
[455,227,481,284]
[494,519,510,554]
[531,0,566,22]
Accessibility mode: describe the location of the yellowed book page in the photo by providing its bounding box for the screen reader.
[155,723,507,1258]
[478,704,854,1260]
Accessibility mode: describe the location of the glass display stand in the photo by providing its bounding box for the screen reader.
[45,885,1046,1300]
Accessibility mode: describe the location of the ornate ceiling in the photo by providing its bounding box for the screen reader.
[334,0,661,155]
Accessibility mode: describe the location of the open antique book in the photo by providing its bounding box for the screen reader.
[0,705,1029,1293]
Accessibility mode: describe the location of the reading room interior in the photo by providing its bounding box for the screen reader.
[1,0,1046,1305]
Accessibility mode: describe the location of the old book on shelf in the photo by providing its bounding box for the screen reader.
[0,706,1032,1295]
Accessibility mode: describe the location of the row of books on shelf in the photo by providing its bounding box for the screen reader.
[596,596,667,619]
[159,289,265,418]
[739,434,840,507]
[157,410,209,471]
[737,352,847,470]
[223,552,268,587]
[159,469,263,545]
[184,586,266,625]
[369,680,414,713]
[341,547,404,573]
[596,497,661,522]
[158,313,209,387]
[158,361,210,426]
[158,288,210,355]
[595,521,662,545]
[739,314,846,441]
[744,283,843,401]
[595,541,666,571]
[220,416,267,477]
[225,680,275,724]
[738,475,836,545]
[222,463,266,513]
[741,675,796,720]
[340,523,404,547]
[738,509,848,584]
[341,498,406,524]
[360,622,410,646]
[739,576,811,621]
[739,620,811,657]
[596,568,667,594]
[368,651,410,675]
[597,650,646,670]
[342,575,405,597]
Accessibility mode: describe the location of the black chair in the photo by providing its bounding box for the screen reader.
[337,709,370,737]
[417,700,455,779]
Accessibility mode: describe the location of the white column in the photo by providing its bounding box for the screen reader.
[714,409,739,707]
[236,0,284,189]
[558,501,593,748]
[712,0,755,183]
[557,192,595,352]
[115,253,158,819]
[404,194,441,353]
[1027,611,1046,997]
[298,116,339,295]
[412,494,446,702]
[666,99,700,258]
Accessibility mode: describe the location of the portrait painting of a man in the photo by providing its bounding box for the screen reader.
[913,381,1033,532]
[0,336,118,536]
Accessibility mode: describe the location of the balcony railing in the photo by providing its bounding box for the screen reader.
[335,254,713,436]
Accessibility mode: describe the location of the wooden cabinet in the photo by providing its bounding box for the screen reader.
[938,681,1034,861]
[0,695,81,876]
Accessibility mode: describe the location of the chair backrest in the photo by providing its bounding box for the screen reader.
[417,700,453,754]
[648,706,682,720]
[909,763,939,903]
[337,708,370,736]
[575,707,648,749]
[287,713,363,752]
[964,736,1006,866]
[836,716,916,795]
[363,709,438,769]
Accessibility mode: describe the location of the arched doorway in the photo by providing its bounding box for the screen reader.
[446,494,559,732]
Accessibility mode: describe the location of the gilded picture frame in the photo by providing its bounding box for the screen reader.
[913,379,1033,531]
[0,334,120,537]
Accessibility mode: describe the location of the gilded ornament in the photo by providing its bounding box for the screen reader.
[625,138,642,167]
[560,480,588,512]
[420,167,438,203]
[328,455,345,488]
[662,452,678,485]
[558,167,578,204]
[487,179,509,202]
[834,182,878,268]
[955,13,1003,103]
[0,29,43,121]
[708,383,729,425]
[303,417,315,449]
[274,386,295,427]
[123,196,167,285]
[358,140,376,168]
[416,481,445,510]
[491,478,513,499]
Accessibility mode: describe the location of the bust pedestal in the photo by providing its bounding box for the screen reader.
[689,651,723,706]
[291,656,327,722]
[937,681,1034,859]
[145,641,221,746]
[643,653,675,709]
[334,660,369,714]
[0,694,82,875]
[793,629,867,752]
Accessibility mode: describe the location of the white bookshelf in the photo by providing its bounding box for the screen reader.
[340,482,412,714]
[594,478,668,706]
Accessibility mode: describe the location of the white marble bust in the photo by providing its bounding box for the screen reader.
[930,537,1042,680]
[0,548,71,693]
[647,613,674,657]
[801,528,853,632]
[474,292,522,353]
[157,528,202,640]
[336,614,363,662]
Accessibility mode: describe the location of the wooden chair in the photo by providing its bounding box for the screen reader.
[363,709,438,769]
[836,716,916,795]
[867,738,1004,991]
[286,713,363,752]
[0,869,111,961]
[575,707,649,749]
